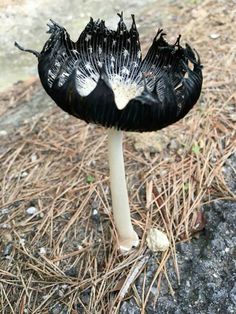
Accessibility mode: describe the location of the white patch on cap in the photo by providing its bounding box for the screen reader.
[109,75,141,110]
[76,70,99,97]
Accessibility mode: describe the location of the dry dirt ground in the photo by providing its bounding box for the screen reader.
[0,0,235,313]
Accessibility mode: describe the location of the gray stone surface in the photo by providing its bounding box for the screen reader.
[223,153,236,194]
[155,200,236,314]
[0,87,53,131]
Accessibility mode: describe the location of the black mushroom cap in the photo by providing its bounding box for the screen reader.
[15,14,203,132]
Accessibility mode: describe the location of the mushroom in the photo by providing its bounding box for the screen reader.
[15,14,203,252]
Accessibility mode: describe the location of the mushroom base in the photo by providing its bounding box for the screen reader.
[118,230,139,253]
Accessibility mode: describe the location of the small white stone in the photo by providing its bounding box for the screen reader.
[61,284,68,290]
[209,33,220,39]
[230,113,236,122]
[19,238,26,246]
[0,130,7,136]
[186,280,190,287]
[39,247,46,255]
[26,206,38,215]
[92,209,98,215]
[150,287,158,295]
[0,223,11,229]
[58,289,64,297]
[21,171,28,178]
[30,153,37,162]
[156,187,162,194]
[225,247,230,253]
[159,169,168,177]
[146,228,170,252]
[1,208,10,214]
[64,113,70,120]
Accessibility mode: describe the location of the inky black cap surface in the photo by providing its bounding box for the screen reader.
[16,14,203,132]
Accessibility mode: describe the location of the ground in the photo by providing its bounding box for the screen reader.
[0,0,235,313]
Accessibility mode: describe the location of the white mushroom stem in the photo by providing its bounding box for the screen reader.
[108,128,139,252]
